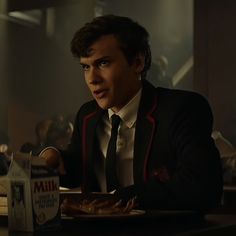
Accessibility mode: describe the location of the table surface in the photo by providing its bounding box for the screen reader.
[1,190,236,236]
[1,211,236,236]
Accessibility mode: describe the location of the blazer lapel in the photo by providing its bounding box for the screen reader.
[133,80,158,185]
[81,106,104,192]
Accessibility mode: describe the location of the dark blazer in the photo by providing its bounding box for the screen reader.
[61,80,223,211]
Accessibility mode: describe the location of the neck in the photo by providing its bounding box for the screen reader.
[111,81,142,113]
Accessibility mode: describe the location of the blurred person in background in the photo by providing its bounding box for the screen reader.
[148,55,172,88]
[20,115,73,155]
[0,130,10,175]
[46,118,73,151]
[20,118,53,154]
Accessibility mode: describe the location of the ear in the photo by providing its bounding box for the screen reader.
[134,53,145,74]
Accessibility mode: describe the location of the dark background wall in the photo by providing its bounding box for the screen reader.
[194,0,236,146]
[0,0,193,149]
[0,0,95,148]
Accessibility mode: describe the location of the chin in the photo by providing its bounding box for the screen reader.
[96,101,111,110]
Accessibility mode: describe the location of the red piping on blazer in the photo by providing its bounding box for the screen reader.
[143,95,157,182]
[82,111,97,191]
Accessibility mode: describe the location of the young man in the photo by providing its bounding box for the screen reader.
[41,15,223,211]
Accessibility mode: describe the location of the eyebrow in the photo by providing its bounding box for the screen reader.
[80,56,111,66]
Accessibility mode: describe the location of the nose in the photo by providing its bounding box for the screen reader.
[86,67,102,85]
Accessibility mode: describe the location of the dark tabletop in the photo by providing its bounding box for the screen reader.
[1,211,236,236]
[1,191,236,236]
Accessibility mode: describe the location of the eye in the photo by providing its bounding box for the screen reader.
[98,60,109,68]
[81,64,90,71]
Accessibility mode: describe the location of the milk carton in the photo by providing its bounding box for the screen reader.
[7,152,60,232]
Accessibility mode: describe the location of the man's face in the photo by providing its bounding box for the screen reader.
[80,35,143,113]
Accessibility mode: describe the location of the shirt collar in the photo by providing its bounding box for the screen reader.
[108,88,142,128]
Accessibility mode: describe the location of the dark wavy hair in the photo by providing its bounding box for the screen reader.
[71,14,151,79]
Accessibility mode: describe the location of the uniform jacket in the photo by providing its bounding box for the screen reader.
[61,80,223,211]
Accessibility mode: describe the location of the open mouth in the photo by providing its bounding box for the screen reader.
[93,89,108,99]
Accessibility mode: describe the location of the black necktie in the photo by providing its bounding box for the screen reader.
[106,114,121,192]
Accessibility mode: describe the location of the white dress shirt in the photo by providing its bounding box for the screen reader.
[96,88,142,192]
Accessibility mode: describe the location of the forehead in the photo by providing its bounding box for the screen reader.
[80,35,122,63]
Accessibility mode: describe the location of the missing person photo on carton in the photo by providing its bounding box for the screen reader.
[11,182,26,230]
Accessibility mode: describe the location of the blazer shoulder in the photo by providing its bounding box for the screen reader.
[75,100,100,121]
[156,87,211,108]
[80,100,98,113]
